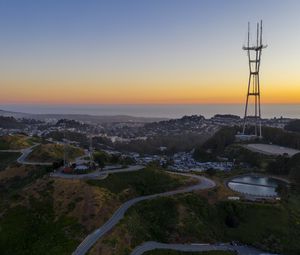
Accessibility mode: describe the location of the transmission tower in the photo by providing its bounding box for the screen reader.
[89,127,94,164]
[63,121,68,167]
[242,20,267,138]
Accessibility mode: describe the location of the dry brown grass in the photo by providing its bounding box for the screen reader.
[28,143,84,162]
[89,225,132,255]
[195,178,236,204]
[0,134,32,150]
[0,165,30,181]
[52,178,121,232]
[87,176,205,255]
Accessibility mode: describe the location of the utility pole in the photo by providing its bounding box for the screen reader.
[242,20,267,138]
[89,127,93,165]
[63,121,67,167]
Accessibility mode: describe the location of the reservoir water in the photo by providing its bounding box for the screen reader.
[228,175,282,197]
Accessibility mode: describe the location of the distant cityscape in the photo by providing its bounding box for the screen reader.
[0,109,293,173]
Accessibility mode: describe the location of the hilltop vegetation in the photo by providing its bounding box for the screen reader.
[87,167,192,201]
[0,152,20,171]
[0,164,192,255]
[27,143,84,163]
[0,164,115,255]
[224,144,272,170]
[95,189,300,255]
[0,179,85,255]
[267,153,300,183]
[262,126,300,150]
[115,133,210,155]
[285,119,300,133]
[193,127,237,161]
[0,134,33,150]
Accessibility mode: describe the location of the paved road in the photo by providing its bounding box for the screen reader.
[0,144,51,166]
[16,144,52,166]
[0,149,21,152]
[72,173,216,255]
[130,241,278,255]
[51,165,145,180]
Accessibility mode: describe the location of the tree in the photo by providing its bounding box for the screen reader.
[97,160,105,171]
[267,155,289,175]
[193,127,237,162]
[285,119,300,133]
[288,153,300,183]
[93,151,108,171]
[52,159,64,169]
[225,214,240,228]
[206,168,217,176]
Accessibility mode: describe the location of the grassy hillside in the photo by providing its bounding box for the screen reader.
[0,168,112,254]
[94,188,300,255]
[27,143,84,162]
[0,180,85,255]
[87,167,193,201]
[0,135,33,150]
[0,165,193,255]
[0,152,20,171]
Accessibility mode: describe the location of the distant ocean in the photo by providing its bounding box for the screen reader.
[0,104,299,119]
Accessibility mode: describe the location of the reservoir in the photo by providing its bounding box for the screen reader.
[228,175,283,197]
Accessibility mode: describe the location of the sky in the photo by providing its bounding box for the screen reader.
[0,0,300,105]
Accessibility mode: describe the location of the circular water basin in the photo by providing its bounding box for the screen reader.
[228,175,283,197]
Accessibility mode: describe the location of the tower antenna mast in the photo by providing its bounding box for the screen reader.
[63,121,67,167]
[242,20,267,138]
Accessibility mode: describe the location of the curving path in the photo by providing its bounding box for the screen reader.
[72,172,216,255]
[0,143,52,166]
[130,241,278,255]
[16,144,52,166]
[51,165,144,180]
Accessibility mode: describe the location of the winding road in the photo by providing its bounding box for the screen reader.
[72,172,216,255]
[50,165,144,180]
[2,144,279,255]
[16,144,52,166]
[130,241,277,255]
[0,143,52,166]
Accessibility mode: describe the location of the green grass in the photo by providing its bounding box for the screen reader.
[0,181,85,255]
[117,191,300,255]
[145,251,235,255]
[0,152,20,171]
[27,143,83,162]
[0,135,32,150]
[0,166,51,193]
[86,167,188,199]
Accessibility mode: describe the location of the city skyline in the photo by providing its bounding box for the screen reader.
[1,0,300,104]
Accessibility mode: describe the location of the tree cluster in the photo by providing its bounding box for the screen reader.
[268,153,300,183]
[284,119,300,133]
[193,127,237,161]
[262,126,300,150]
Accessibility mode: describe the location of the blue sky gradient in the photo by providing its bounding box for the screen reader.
[1,0,300,104]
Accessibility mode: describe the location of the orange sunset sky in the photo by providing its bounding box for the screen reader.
[1,0,300,105]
